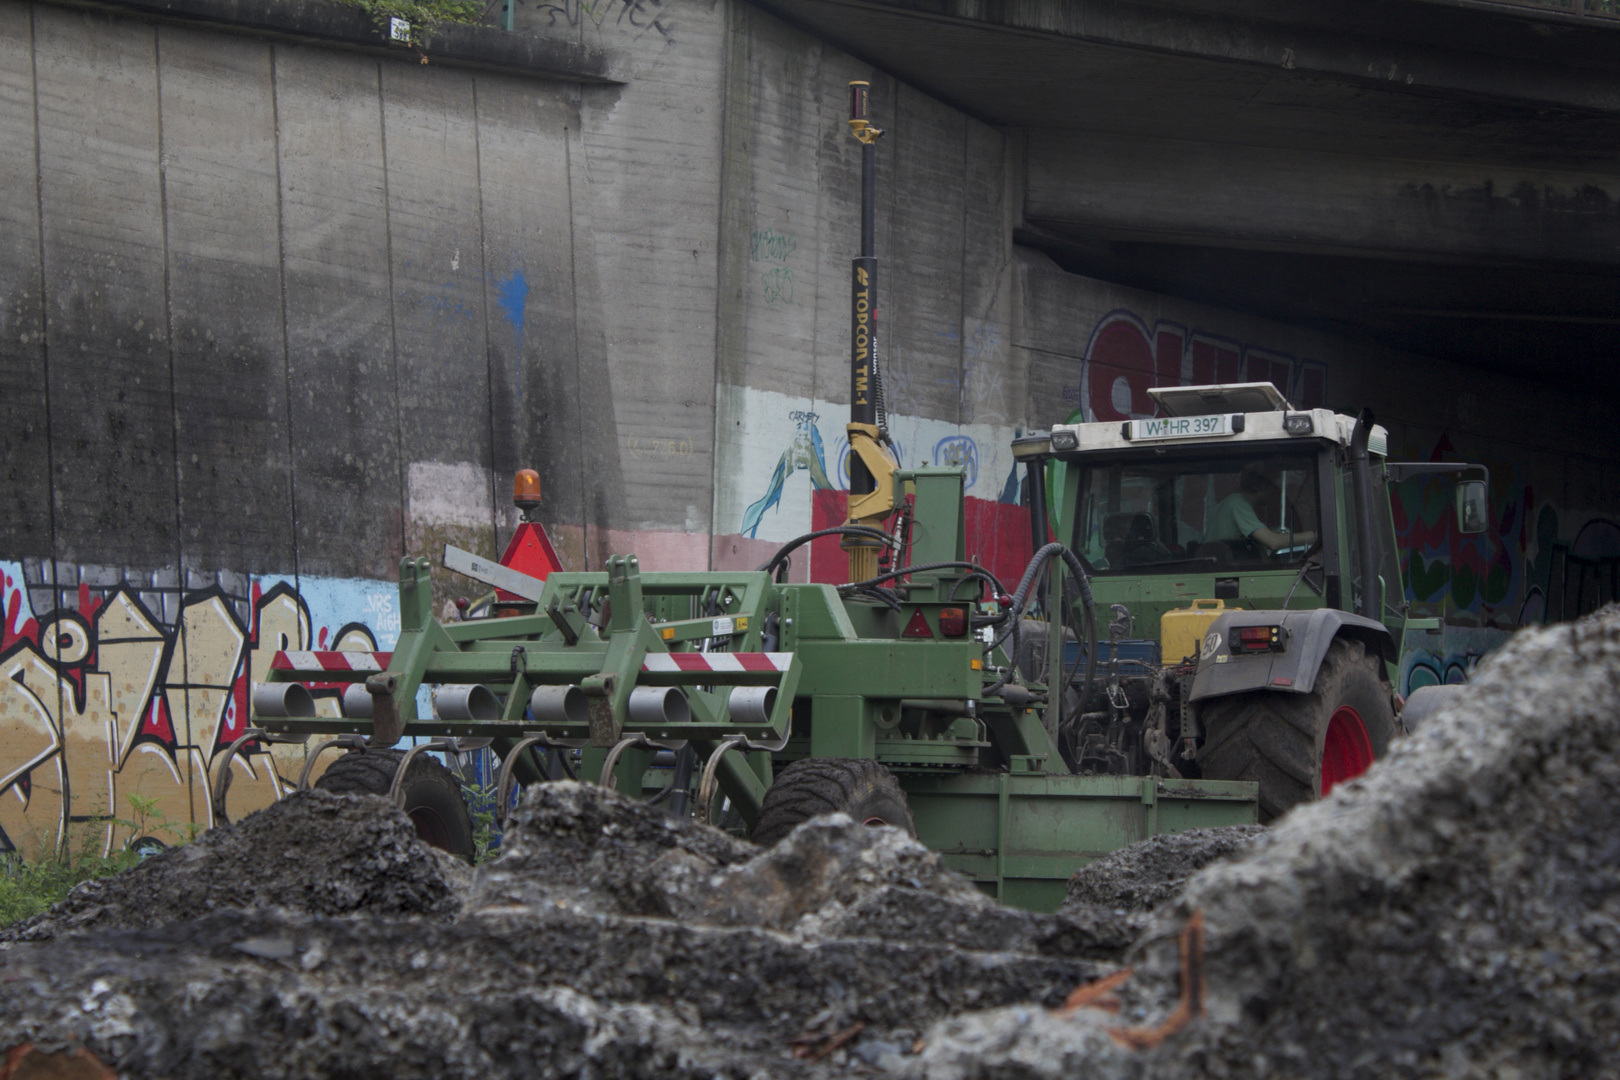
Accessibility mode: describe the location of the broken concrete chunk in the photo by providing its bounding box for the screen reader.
[919,608,1620,1079]
[1059,824,1266,915]
[1,789,460,942]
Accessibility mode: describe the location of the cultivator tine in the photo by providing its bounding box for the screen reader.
[388,738,485,807]
[495,733,581,829]
[210,726,308,826]
[599,733,686,790]
[695,725,792,826]
[696,736,749,826]
[297,735,369,790]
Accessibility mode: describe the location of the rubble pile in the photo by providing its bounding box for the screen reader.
[1,789,461,942]
[4,609,1616,1078]
[918,608,1620,1080]
[1059,825,1265,915]
[0,785,1128,1077]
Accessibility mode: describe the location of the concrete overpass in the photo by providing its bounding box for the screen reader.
[749,0,1620,393]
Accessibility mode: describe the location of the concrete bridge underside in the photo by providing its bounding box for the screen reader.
[752,0,1620,395]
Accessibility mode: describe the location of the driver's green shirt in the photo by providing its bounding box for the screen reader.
[1206,493,1263,543]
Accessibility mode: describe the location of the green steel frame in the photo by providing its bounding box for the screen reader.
[257,466,1258,910]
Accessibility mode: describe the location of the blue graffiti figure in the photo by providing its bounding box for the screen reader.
[741,412,833,538]
[933,435,978,489]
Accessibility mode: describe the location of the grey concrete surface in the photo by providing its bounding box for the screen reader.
[34,6,179,571]
[52,0,626,83]
[752,0,1620,396]
[0,0,1613,613]
[0,3,51,562]
[158,25,297,580]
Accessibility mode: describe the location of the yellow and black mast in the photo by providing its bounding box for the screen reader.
[844,80,900,582]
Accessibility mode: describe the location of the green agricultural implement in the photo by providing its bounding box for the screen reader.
[238,82,1487,911]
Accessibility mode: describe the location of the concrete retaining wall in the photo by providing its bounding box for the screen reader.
[0,0,1614,852]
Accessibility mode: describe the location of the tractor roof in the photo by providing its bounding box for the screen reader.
[1147,382,1289,416]
[1040,383,1388,457]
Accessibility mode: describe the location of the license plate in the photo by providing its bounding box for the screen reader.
[1130,414,1232,440]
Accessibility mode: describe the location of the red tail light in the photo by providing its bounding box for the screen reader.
[938,607,968,637]
[1234,625,1285,653]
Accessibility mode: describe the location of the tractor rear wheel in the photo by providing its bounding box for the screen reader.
[315,749,477,863]
[750,758,916,847]
[1196,637,1394,822]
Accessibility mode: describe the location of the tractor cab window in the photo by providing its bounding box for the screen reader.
[1074,451,1321,575]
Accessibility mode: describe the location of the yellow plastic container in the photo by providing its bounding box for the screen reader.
[1161,598,1227,665]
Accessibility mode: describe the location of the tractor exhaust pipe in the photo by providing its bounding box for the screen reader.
[1348,408,1382,622]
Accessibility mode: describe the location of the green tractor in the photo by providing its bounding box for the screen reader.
[1021,381,1487,822]
[236,82,1487,911]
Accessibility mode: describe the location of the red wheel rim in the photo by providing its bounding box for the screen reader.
[1321,705,1374,796]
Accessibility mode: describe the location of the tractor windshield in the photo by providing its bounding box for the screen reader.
[1072,449,1321,575]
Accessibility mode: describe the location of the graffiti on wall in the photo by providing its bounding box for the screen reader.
[1389,431,1618,692]
[751,228,797,308]
[531,0,674,42]
[741,411,833,538]
[1064,310,1328,421]
[0,561,397,860]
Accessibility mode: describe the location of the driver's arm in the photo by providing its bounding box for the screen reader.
[1249,525,1317,552]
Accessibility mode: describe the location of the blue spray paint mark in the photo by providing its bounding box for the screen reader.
[495,270,530,375]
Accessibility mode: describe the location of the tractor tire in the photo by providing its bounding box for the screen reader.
[1196,637,1394,823]
[314,748,477,863]
[750,758,916,847]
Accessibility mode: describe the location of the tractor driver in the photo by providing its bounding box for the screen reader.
[1206,463,1317,554]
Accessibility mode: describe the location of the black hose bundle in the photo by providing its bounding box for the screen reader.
[757,525,894,582]
[838,561,1009,599]
[983,543,1098,761]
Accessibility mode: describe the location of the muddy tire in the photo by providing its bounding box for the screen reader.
[1197,637,1394,822]
[750,758,916,847]
[315,749,477,863]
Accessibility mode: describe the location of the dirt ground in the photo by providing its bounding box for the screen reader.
[2,608,1617,1077]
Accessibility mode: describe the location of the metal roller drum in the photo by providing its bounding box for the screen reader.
[435,684,501,721]
[628,686,690,727]
[529,684,588,726]
[341,684,373,719]
[252,682,316,718]
[727,686,777,726]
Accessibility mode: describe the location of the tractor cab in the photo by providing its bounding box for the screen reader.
[1018,383,1406,666]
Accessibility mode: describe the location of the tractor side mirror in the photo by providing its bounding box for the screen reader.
[1456,480,1488,535]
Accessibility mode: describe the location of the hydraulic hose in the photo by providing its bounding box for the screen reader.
[758,525,893,581]
[840,561,1008,598]
[984,543,1097,724]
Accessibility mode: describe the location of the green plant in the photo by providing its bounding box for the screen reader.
[0,831,134,930]
[116,792,202,849]
[0,792,207,929]
[461,781,503,864]
[336,0,491,45]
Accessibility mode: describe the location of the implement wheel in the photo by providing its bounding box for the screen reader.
[750,758,916,847]
[315,749,477,862]
[1197,637,1394,822]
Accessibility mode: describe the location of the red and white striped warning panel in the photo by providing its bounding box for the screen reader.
[641,652,792,674]
[271,651,393,673]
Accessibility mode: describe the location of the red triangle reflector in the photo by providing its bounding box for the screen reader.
[496,522,563,601]
[901,608,934,638]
